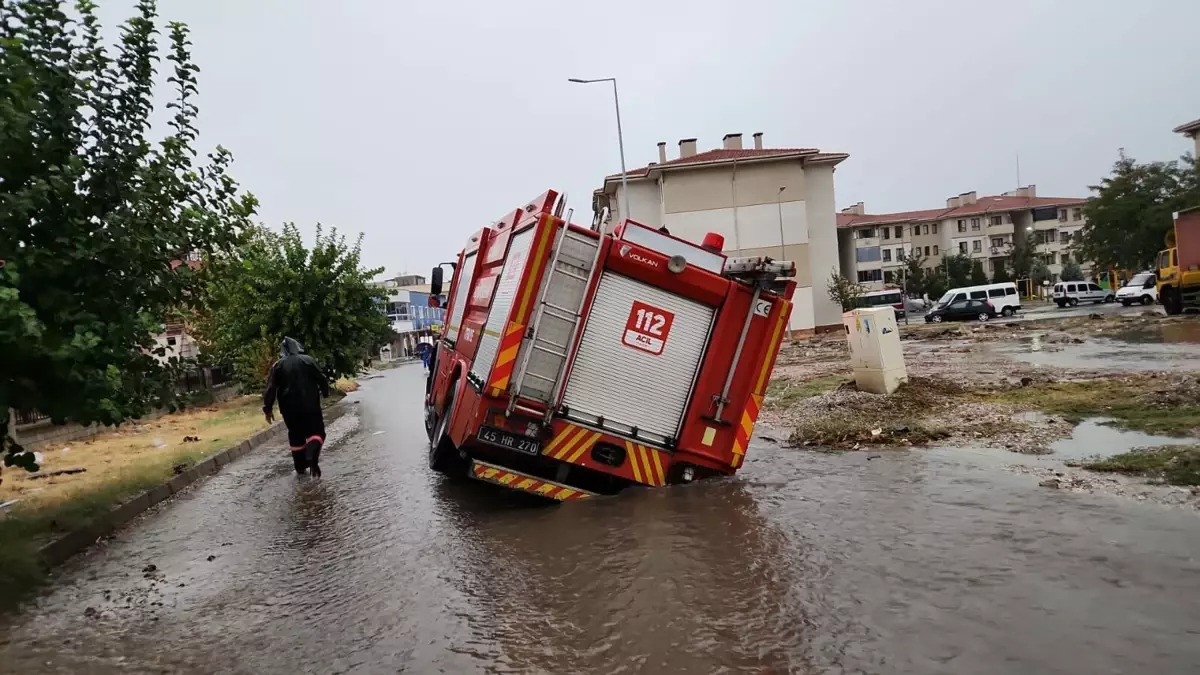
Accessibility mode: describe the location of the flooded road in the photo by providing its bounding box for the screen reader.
[2,365,1199,674]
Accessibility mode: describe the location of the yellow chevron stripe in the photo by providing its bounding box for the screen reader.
[755,300,790,395]
[643,446,662,482]
[556,488,576,500]
[542,425,578,457]
[566,432,601,464]
[506,321,524,336]
[649,447,666,486]
[536,483,557,495]
[489,384,507,397]
[515,216,555,324]
[626,441,643,483]
[498,473,516,485]
[731,453,742,468]
[495,345,520,369]
[733,439,745,457]
[515,477,535,490]
[552,427,590,460]
[740,413,755,438]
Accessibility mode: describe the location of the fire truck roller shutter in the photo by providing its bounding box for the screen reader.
[444,252,477,342]
[470,227,537,385]
[561,272,715,444]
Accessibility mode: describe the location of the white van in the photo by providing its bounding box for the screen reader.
[1052,281,1114,307]
[1115,272,1157,306]
[933,282,1021,317]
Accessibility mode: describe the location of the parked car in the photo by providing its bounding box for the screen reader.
[932,282,1021,317]
[1053,281,1115,307]
[1115,272,1158,306]
[924,298,998,323]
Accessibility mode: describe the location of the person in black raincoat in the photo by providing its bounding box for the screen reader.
[263,337,330,477]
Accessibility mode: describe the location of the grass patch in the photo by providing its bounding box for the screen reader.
[1080,445,1200,486]
[765,375,847,409]
[788,414,949,447]
[986,377,1200,436]
[786,376,963,448]
[0,395,271,612]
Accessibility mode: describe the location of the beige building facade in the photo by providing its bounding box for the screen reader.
[593,133,849,333]
[838,186,1090,291]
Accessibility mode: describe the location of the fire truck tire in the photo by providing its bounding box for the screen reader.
[429,381,465,475]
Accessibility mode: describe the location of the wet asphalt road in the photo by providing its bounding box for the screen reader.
[2,364,1200,674]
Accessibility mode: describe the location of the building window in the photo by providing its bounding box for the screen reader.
[881,227,890,240]
[990,215,1003,226]
[1058,209,1068,222]
[895,226,902,239]
[1076,252,1084,264]
[970,217,981,230]
[959,242,968,254]
[1060,253,1071,265]
[991,237,1004,248]
[913,247,921,258]
[1046,229,1057,243]
[957,219,966,233]
[857,269,883,283]
[972,240,982,253]
[1060,231,1072,244]
[924,245,931,256]
[882,249,892,262]
[166,336,177,346]
[896,247,904,260]
[932,223,939,234]
[932,245,939,255]
[919,224,927,235]
[1072,208,1082,221]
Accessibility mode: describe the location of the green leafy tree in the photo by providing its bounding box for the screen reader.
[991,260,1012,283]
[969,260,989,285]
[826,270,864,312]
[0,0,256,470]
[940,253,974,288]
[1077,150,1200,270]
[896,253,928,298]
[1059,261,1085,282]
[1010,238,1035,280]
[1031,258,1053,286]
[197,225,391,389]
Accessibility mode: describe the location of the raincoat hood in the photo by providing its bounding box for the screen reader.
[280,337,305,358]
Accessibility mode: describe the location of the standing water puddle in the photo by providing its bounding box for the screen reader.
[990,335,1200,372]
[1047,418,1196,460]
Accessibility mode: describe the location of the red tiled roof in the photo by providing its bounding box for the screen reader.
[604,147,820,180]
[837,195,1089,229]
[1174,118,1200,135]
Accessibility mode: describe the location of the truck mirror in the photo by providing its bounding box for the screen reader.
[430,266,444,296]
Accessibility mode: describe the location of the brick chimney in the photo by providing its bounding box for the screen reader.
[947,196,961,208]
[959,191,977,205]
[840,202,866,216]
[679,138,697,159]
[723,133,743,150]
[657,142,667,164]
[752,132,763,150]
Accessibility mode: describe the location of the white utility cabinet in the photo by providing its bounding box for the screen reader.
[842,307,907,395]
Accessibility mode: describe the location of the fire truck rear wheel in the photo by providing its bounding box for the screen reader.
[429,381,465,475]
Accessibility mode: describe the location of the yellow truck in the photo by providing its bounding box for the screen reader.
[1157,205,1200,315]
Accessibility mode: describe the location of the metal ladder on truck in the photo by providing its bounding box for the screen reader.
[508,198,602,419]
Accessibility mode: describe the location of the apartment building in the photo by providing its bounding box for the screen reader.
[592,133,849,334]
[1175,117,1200,157]
[837,186,1089,290]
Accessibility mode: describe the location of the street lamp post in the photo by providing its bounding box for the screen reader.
[569,77,629,222]
[776,186,787,261]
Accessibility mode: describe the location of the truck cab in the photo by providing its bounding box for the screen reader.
[422,190,795,500]
[1157,206,1200,316]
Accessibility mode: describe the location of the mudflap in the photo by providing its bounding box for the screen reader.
[470,460,597,502]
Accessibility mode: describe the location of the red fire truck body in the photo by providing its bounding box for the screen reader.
[423,190,795,500]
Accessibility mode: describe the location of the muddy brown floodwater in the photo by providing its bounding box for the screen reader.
[1,366,1199,674]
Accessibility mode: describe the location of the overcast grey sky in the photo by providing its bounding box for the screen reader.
[99,0,1200,279]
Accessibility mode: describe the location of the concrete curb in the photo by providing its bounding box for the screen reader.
[38,401,351,568]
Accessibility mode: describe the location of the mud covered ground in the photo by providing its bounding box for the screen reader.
[763,312,1200,508]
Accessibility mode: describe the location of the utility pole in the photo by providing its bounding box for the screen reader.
[776,186,787,261]
[568,77,629,222]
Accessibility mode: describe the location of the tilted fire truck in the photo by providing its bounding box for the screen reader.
[423,190,795,500]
